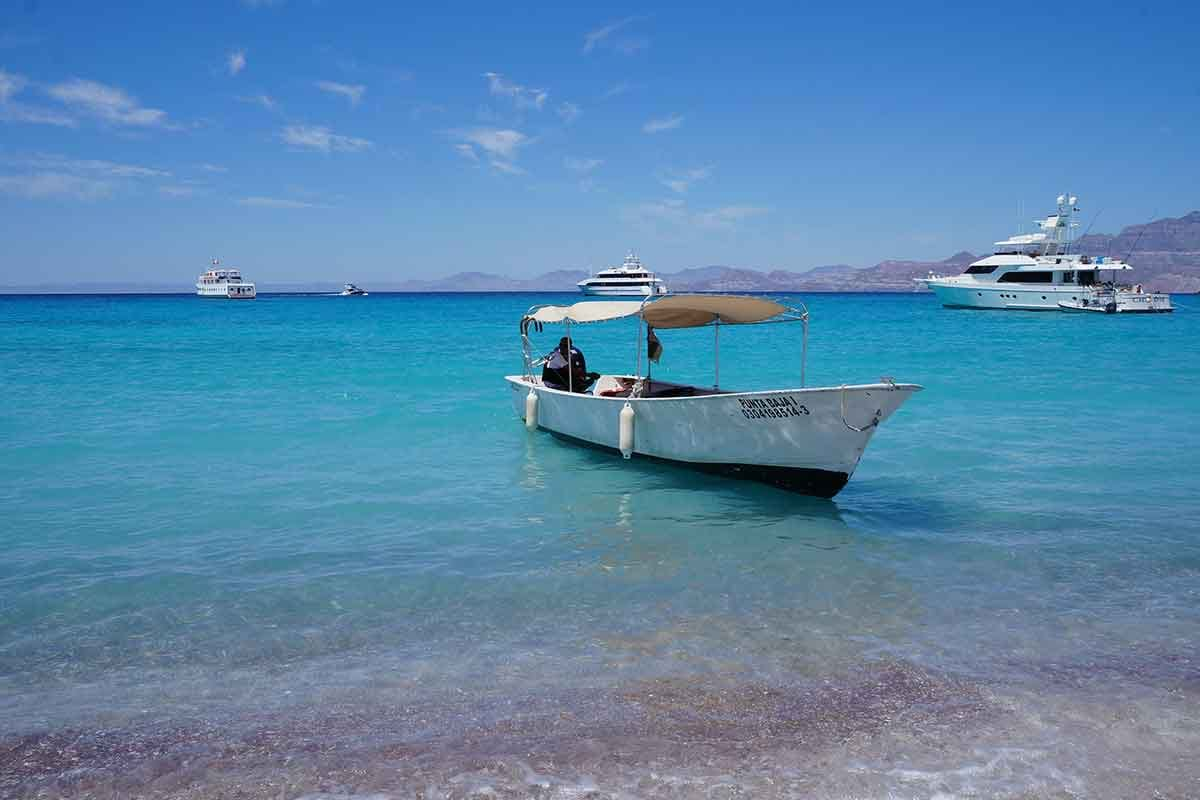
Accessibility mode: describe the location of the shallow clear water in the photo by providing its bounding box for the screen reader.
[1,292,1198,798]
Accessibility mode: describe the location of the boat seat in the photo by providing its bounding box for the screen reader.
[593,375,634,397]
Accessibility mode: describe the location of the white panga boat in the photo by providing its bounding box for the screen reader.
[507,294,921,498]
[918,194,1172,313]
[340,283,368,296]
[196,259,256,299]
[577,252,669,296]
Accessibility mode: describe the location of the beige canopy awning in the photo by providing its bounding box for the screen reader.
[524,294,796,329]
[524,300,644,325]
[639,294,790,329]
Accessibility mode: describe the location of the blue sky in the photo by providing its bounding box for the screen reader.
[1,1,1198,285]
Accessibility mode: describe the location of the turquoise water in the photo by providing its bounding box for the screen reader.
[1,292,1199,798]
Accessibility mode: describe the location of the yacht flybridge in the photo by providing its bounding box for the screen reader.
[577,252,669,296]
[196,260,256,299]
[509,294,921,498]
[919,195,1172,313]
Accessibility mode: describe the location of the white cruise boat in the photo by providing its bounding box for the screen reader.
[510,295,920,498]
[196,260,256,299]
[577,252,669,297]
[919,195,1172,313]
[340,283,368,296]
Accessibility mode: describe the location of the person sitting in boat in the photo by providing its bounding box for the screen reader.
[542,336,598,392]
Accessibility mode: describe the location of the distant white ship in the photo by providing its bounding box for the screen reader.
[918,195,1172,313]
[577,252,669,297]
[340,283,368,296]
[196,259,256,299]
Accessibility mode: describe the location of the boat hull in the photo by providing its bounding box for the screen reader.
[577,285,668,297]
[506,377,920,498]
[924,280,1172,312]
[925,279,1083,310]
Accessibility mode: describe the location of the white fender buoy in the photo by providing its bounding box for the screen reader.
[618,402,635,459]
[525,389,538,431]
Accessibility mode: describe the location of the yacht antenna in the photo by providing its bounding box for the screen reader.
[1123,208,1158,262]
[1072,208,1102,255]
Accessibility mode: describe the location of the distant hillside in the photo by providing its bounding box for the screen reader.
[1072,211,1200,293]
[5,211,1198,295]
[380,211,1200,294]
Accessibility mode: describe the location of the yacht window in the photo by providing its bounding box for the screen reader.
[998,271,1052,283]
[1063,271,1075,283]
[964,264,998,274]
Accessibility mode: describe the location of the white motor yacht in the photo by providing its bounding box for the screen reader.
[919,195,1172,313]
[341,283,368,296]
[196,260,256,299]
[509,294,921,498]
[577,252,669,296]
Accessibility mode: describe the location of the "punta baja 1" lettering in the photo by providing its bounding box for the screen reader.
[738,395,810,419]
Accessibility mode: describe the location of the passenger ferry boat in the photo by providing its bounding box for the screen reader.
[196,260,256,299]
[919,195,1172,313]
[577,252,669,297]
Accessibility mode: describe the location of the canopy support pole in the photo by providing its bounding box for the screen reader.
[635,317,642,379]
[801,312,808,388]
[714,318,720,389]
[566,319,573,393]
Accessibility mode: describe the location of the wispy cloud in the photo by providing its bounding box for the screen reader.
[564,157,602,173]
[159,185,196,197]
[659,166,711,194]
[556,102,581,124]
[0,152,176,201]
[238,195,330,209]
[237,93,278,111]
[643,113,683,134]
[457,128,528,161]
[489,159,525,175]
[696,205,769,229]
[625,200,769,231]
[227,50,247,76]
[601,81,632,100]
[316,80,365,106]
[280,124,372,153]
[454,127,530,174]
[11,154,171,179]
[198,163,228,173]
[454,143,478,162]
[0,172,113,200]
[0,69,78,127]
[483,72,547,111]
[241,0,285,7]
[0,69,24,102]
[580,15,648,54]
[46,78,172,128]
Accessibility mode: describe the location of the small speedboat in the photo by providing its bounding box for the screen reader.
[508,294,921,499]
[1058,297,1116,313]
[341,283,368,296]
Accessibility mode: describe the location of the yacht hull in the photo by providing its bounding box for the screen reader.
[506,377,920,498]
[577,285,667,297]
[925,280,1172,312]
[925,280,1081,310]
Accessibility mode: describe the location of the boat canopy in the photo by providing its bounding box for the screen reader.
[525,300,644,325]
[523,294,797,330]
[639,294,791,329]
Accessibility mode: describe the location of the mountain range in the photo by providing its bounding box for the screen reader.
[383,211,1200,294]
[4,211,1199,294]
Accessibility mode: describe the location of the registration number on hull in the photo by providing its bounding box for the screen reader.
[737,395,809,420]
